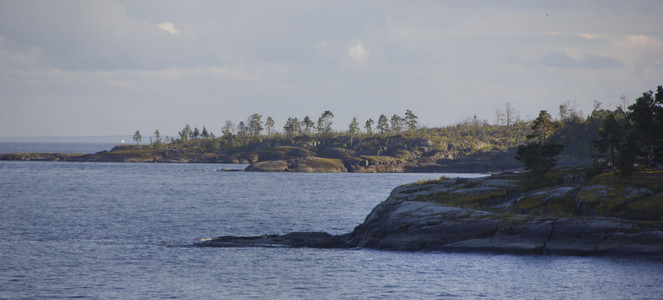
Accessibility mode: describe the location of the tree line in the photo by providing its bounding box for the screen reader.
[131,102,534,154]
[592,85,663,174]
[139,110,422,145]
[515,85,663,183]
[130,84,663,179]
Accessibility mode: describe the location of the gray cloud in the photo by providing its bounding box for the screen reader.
[542,52,623,69]
[0,1,223,71]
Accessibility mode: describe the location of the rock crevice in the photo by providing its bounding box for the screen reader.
[542,218,558,255]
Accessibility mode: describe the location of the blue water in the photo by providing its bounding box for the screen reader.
[0,142,118,154]
[1,161,662,299]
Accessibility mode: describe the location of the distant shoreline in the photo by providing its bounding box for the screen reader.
[0,136,133,144]
[0,145,522,174]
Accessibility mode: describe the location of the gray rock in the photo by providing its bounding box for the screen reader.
[198,232,352,249]
[545,217,663,256]
[244,160,289,172]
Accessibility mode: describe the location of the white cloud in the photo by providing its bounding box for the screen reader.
[627,35,653,45]
[347,39,370,62]
[577,33,609,40]
[545,32,610,40]
[157,22,179,34]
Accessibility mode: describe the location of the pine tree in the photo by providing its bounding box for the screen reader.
[284,117,301,138]
[237,121,248,144]
[527,110,558,144]
[515,110,563,184]
[132,130,142,144]
[627,86,663,167]
[179,124,192,144]
[317,111,334,136]
[377,114,389,134]
[404,109,418,134]
[364,118,374,135]
[153,129,163,149]
[390,114,403,133]
[347,117,360,146]
[302,116,315,136]
[222,121,234,138]
[593,110,625,166]
[515,142,563,183]
[265,116,275,136]
[247,114,263,138]
[202,126,209,138]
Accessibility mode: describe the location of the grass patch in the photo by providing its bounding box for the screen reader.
[625,193,663,222]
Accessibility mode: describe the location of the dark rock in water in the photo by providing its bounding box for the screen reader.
[197,232,352,249]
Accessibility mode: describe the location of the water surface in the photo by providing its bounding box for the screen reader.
[1,161,661,299]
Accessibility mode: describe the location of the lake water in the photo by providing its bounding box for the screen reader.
[0,142,118,154]
[1,150,663,298]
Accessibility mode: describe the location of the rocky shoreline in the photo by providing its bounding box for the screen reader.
[197,170,663,257]
[0,145,524,173]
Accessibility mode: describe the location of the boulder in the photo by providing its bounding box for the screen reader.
[257,146,313,161]
[289,157,347,173]
[245,157,347,173]
[317,147,356,160]
[244,160,289,172]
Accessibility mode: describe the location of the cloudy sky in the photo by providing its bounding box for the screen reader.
[1,1,662,138]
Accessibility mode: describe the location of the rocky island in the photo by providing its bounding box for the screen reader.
[0,139,531,173]
[197,168,663,257]
[0,112,545,173]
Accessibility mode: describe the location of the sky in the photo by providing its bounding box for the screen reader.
[1,0,662,138]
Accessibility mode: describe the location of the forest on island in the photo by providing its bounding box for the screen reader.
[127,85,662,176]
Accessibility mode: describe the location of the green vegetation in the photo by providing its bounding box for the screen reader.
[588,85,663,174]
[126,108,534,167]
[407,168,663,222]
[515,110,564,184]
[132,130,142,144]
[106,84,659,177]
